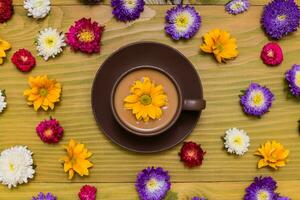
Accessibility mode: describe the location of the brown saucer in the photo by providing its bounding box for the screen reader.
[91,42,205,153]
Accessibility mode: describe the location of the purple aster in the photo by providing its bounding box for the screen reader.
[244,176,278,200]
[277,197,291,200]
[261,0,300,39]
[240,83,274,117]
[111,0,144,22]
[32,192,56,200]
[165,5,201,40]
[135,167,171,200]
[225,0,250,15]
[192,197,207,200]
[285,64,300,97]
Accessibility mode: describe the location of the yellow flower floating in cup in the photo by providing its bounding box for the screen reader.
[0,38,11,64]
[200,29,238,63]
[60,139,93,179]
[23,75,62,111]
[255,140,289,170]
[124,77,167,122]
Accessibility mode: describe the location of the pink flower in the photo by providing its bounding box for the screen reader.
[260,42,283,66]
[78,185,97,200]
[36,117,63,144]
[66,18,104,54]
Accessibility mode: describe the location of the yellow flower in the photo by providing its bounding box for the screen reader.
[0,38,11,64]
[60,139,93,179]
[255,140,289,170]
[23,75,62,111]
[200,29,238,63]
[124,77,167,122]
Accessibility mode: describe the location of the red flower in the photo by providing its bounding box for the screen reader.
[11,49,36,72]
[78,185,97,200]
[0,0,13,23]
[179,141,206,168]
[36,118,64,144]
[260,42,283,66]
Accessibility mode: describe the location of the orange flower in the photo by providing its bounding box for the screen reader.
[255,140,289,170]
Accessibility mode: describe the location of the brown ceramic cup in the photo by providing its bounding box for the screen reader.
[111,66,206,137]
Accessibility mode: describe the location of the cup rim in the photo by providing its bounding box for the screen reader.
[110,65,183,137]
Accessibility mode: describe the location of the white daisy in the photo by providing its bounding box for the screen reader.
[36,27,66,60]
[0,90,7,113]
[24,0,51,19]
[224,128,250,156]
[0,146,35,189]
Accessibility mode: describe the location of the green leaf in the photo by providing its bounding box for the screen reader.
[164,191,178,200]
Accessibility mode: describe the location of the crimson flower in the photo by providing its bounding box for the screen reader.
[11,49,36,72]
[179,141,206,167]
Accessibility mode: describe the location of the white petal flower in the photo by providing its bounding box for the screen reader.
[0,146,35,188]
[224,128,250,156]
[24,0,51,19]
[0,90,7,113]
[36,27,66,60]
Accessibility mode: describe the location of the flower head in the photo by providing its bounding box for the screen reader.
[261,0,300,39]
[61,139,93,179]
[124,77,167,122]
[36,27,66,60]
[32,192,56,200]
[24,75,62,111]
[225,0,250,15]
[224,128,250,156]
[244,176,278,200]
[24,0,51,19]
[0,146,35,188]
[36,117,63,144]
[179,141,206,168]
[66,18,104,54]
[78,185,97,200]
[0,89,7,113]
[240,83,274,117]
[255,141,289,170]
[0,37,11,64]
[200,29,238,63]
[135,167,171,200]
[165,5,201,40]
[260,42,283,66]
[111,0,144,22]
[11,49,36,72]
[0,0,13,23]
[285,64,300,97]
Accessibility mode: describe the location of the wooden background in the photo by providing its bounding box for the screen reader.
[1,0,300,199]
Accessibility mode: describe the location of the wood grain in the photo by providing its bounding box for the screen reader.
[1,181,300,199]
[0,4,300,199]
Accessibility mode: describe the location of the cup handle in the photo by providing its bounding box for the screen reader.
[182,99,206,111]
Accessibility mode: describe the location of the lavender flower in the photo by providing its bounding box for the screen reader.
[111,0,144,22]
[165,5,201,40]
[285,64,300,97]
[225,0,250,15]
[244,177,278,200]
[261,0,300,39]
[32,192,56,200]
[135,167,171,200]
[240,83,274,117]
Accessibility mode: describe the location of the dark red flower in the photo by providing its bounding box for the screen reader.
[0,0,13,23]
[11,49,36,72]
[179,141,206,168]
[260,42,283,66]
[36,117,64,144]
[78,185,97,200]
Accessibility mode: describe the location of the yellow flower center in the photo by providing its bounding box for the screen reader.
[140,94,152,106]
[231,2,243,10]
[175,14,190,29]
[125,0,136,9]
[233,136,242,145]
[252,92,264,106]
[295,71,300,87]
[267,50,274,58]
[216,42,224,52]
[78,30,95,43]
[34,0,44,7]
[45,37,56,48]
[9,163,14,172]
[44,129,53,138]
[257,190,269,200]
[277,15,286,21]
[147,178,158,190]
[39,88,48,97]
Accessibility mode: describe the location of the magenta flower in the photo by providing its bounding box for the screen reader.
[66,18,104,54]
[78,185,97,200]
[260,43,283,66]
[36,117,64,144]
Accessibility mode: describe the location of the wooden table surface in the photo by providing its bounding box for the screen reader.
[1,0,300,199]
